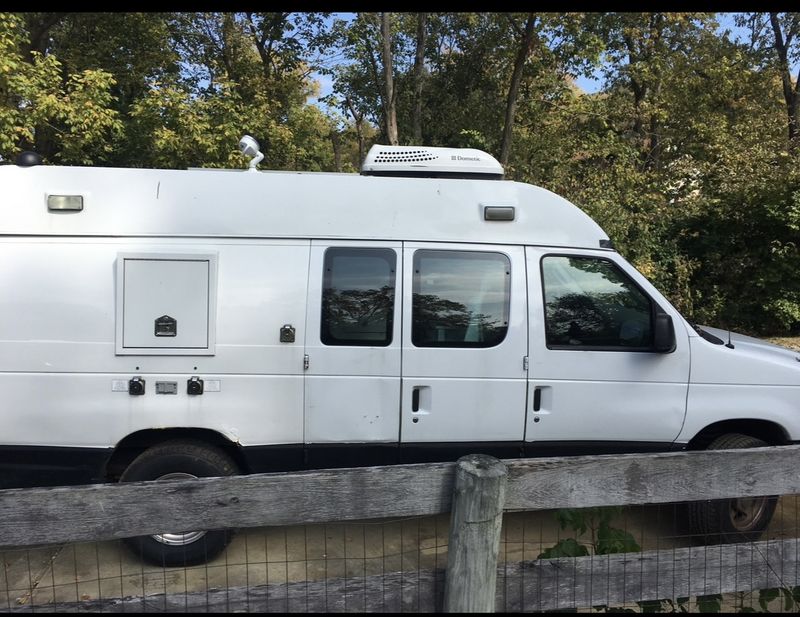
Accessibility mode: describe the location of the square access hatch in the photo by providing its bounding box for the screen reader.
[115,252,217,355]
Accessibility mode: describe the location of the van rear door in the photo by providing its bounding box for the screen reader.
[304,241,402,465]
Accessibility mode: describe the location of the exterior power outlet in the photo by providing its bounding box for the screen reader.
[187,377,204,395]
[128,377,145,396]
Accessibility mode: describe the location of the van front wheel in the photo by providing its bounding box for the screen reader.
[687,433,777,543]
[119,440,240,566]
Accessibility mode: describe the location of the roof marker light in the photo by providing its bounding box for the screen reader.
[47,195,83,212]
[484,206,515,221]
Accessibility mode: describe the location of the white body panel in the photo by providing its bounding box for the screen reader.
[0,373,303,447]
[0,237,309,447]
[677,329,800,443]
[0,165,609,249]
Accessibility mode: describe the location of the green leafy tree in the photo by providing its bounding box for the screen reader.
[129,12,335,171]
[0,13,122,164]
[41,12,178,164]
[737,12,800,149]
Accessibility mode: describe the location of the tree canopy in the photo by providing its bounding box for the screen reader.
[1,11,798,335]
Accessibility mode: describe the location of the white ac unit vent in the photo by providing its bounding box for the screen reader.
[362,145,503,179]
[373,149,439,163]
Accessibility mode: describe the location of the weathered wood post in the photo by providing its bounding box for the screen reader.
[443,454,508,613]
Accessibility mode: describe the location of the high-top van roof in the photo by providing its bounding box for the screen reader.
[0,163,610,249]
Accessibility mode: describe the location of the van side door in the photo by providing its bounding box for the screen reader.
[525,247,690,451]
[304,241,402,466]
[399,243,528,460]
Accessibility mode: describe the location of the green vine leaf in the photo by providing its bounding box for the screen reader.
[537,537,590,559]
[758,587,780,610]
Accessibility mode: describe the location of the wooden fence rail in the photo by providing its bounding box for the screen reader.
[2,444,799,548]
[2,444,800,612]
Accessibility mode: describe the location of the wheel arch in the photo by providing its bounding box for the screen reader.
[686,419,790,451]
[105,428,249,481]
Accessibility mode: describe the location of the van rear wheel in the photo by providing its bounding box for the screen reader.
[687,433,777,543]
[119,440,239,566]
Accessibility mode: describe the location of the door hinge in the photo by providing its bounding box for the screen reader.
[523,356,529,371]
[303,354,309,371]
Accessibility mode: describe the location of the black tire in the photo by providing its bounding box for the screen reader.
[119,440,240,567]
[687,433,778,544]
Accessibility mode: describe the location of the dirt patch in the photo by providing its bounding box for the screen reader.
[766,336,800,352]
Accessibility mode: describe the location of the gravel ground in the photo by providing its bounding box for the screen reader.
[766,336,800,351]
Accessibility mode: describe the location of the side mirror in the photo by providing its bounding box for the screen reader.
[653,312,676,353]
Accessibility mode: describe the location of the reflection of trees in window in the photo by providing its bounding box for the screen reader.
[322,285,393,345]
[412,293,506,347]
[321,247,396,346]
[546,292,610,345]
[547,290,652,346]
[544,257,653,348]
[567,257,614,276]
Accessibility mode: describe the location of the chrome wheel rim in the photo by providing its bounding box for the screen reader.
[729,496,768,532]
[151,472,207,546]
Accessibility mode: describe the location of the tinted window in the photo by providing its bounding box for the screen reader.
[321,248,396,346]
[542,256,653,349]
[412,250,510,348]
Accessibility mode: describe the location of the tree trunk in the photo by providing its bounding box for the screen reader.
[20,13,67,160]
[381,12,399,145]
[330,131,343,172]
[648,103,660,169]
[499,14,536,168]
[21,13,66,60]
[246,12,290,83]
[412,13,427,144]
[624,13,665,169]
[769,13,799,148]
[345,96,365,164]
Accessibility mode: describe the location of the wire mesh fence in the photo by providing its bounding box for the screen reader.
[4,494,800,612]
[2,514,450,612]
[494,495,800,613]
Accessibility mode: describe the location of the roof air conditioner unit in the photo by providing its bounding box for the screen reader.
[361,145,504,179]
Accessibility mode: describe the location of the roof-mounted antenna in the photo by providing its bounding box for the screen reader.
[238,135,264,171]
[725,327,735,349]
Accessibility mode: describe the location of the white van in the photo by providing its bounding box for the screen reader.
[2,141,799,565]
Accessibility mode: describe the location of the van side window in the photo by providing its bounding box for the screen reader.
[321,248,396,346]
[412,250,510,348]
[541,256,653,349]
